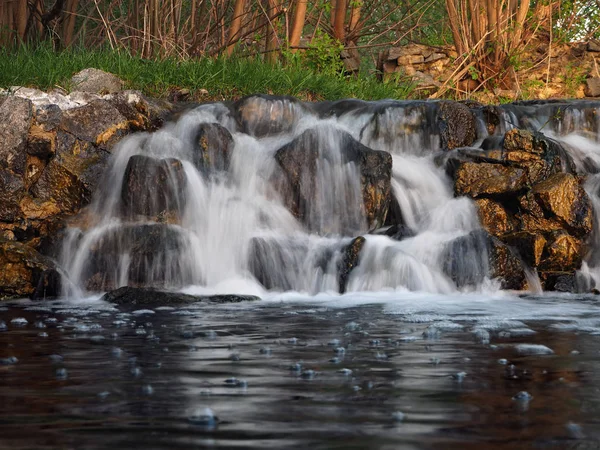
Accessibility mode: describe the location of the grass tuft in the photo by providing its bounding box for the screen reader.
[0,45,415,101]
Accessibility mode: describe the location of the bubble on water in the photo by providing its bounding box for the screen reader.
[230,353,241,361]
[224,377,245,387]
[392,411,405,423]
[45,317,58,324]
[369,339,380,347]
[135,328,147,335]
[570,350,580,355]
[111,347,123,358]
[202,330,217,340]
[565,422,584,439]
[11,317,28,326]
[473,329,490,344]
[328,339,341,346]
[506,328,536,338]
[334,347,346,355]
[34,321,46,329]
[345,322,359,331]
[1,356,18,365]
[512,391,533,401]
[330,357,342,364]
[180,330,195,339]
[38,332,48,338]
[423,327,441,340]
[515,344,554,355]
[0,321,6,331]
[497,358,508,365]
[352,385,361,392]
[338,368,353,376]
[113,320,128,327]
[188,407,217,428]
[98,391,110,399]
[172,310,194,316]
[452,372,467,382]
[301,369,316,380]
[155,306,175,311]
[90,335,105,344]
[287,337,298,344]
[130,367,143,377]
[142,384,154,395]
[290,363,302,372]
[375,352,388,360]
[435,321,463,331]
[56,368,68,380]
[49,354,63,363]
[430,357,440,366]
[398,336,419,342]
[259,347,272,355]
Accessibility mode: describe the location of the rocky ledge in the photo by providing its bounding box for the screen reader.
[0,73,597,299]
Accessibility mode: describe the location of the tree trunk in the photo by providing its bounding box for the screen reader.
[289,0,307,51]
[226,0,247,55]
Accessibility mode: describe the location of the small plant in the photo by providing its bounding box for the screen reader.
[304,31,345,78]
[562,63,587,98]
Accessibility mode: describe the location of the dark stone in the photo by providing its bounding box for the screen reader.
[500,231,546,267]
[233,95,304,137]
[31,268,62,300]
[0,96,32,175]
[120,155,187,220]
[192,122,234,171]
[453,161,527,198]
[443,230,526,290]
[0,168,24,222]
[102,286,259,305]
[540,272,576,292]
[338,236,365,294]
[382,224,415,240]
[275,127,392,232]
[437,101,477,150]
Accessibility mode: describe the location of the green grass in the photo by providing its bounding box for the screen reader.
[0,45,415,101]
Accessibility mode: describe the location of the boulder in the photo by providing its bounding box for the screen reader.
[443,230,526,290]
[275,127,392,233]
[453,162,527,197]
[530,173,593,235]
[475,198,516,236]
[0,240,56,299]
[539,231,583,271]
[102,286,259,305]
[120,155,187,220]
[501,231,546,267]
[192,122,234,171]
[0,96,32,175]
[233,95,304,137]
[70,68,124,94]
[539,271,576,292]
[0,168,25,222]
[31,268,62,300]
[437,101,477,150]
[83,224,189,291]
[338,236,365,294]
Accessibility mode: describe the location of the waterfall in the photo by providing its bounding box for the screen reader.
[60,97,600,297]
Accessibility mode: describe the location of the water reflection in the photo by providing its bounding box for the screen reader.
[1,296,600,449]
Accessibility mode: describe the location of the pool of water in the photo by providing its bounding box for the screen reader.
[2,292,600,449]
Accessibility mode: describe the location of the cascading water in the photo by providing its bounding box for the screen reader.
[60,96,600,298]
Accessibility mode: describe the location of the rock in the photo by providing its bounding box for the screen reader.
[105,90,172,132]
[475,198,515,236]
[0,96,33,175]
[0,168,25,222]
[539,231,582,271]
[120,155,187,220]
[0,240,56,299]
[83,224,189,291]
[539,272,576,292]
[30,159,89,213]
[71,68,124,94]
[381,224,414,240]
[26,124,56,159]
[437,101,477,150]
[192,122,234,172]
[453,162,527,197]
[443,230,526,290]
[102,286,259,305]
[31,268,62,300]
[501,231,546,267]
[588,40,600,52]
[275,127,392,233]
[233,95,303,137]
[585,78,600,97]
[60,99,129,148]
[338,236,365,294]
[530,173,593,235]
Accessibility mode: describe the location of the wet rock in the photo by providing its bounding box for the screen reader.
[120,155,187,220]
[539,271,576,292]
[102,286,259,305]
[30,158,90,213]
[60,100,129,149]
[501,231,546,267]
[0,240,56,299]
[475,198,516,236]
[71,68,124,94]
[105,90,171,132]
[531,173,592,235]
[0,168,25,222]
[0,95,33,175]
[437,101,477,150]
[539,231,583,271]
[26,124,56,159]
[454,162,527,197]
[233,95,303,137]
[192,122,234,172]
[31,268,62,300]
[381,224,415,240]
[338,236,365,294]
[275,127,392,232]
[443,230,526,290]
[84,224,188,291]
